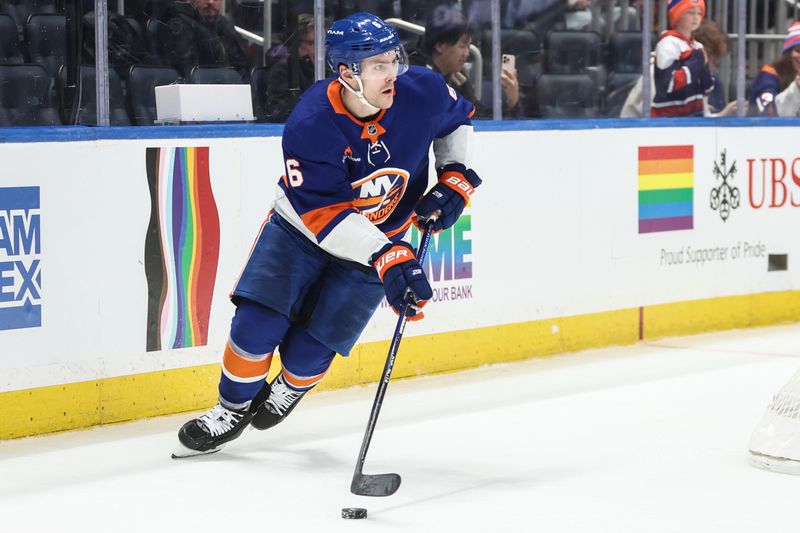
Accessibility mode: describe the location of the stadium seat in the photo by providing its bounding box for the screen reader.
[605,72,640,116]
[128,64,181,125]
[546,30,603,74]
[250,66,268,122]
[0,14,24,64]
[481,29,542,87]
[145,18,170,64]
[0,3,23,35]
[58,65,131,125]
[13,0,58,27]
[609,32,650,74]
[25,13,66,77]
[0,63,61,126]
[536,73,601,118]
[189,66,246,84]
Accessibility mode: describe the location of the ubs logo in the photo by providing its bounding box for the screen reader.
[351,167,409,224]
[710,149,740,222]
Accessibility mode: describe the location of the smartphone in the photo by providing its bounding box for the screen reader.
[501,54,516,72]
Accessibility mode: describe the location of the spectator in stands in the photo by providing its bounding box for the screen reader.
[561,0,638,32]
[692,20,733,115]
[414,4,520,117]
[261,14,323,123]
[749,21,800,117]
[165,0,250,78]
[650,0,714,117]
[622,19,737,117]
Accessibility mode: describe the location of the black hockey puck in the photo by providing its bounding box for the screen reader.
[341,507,367,519]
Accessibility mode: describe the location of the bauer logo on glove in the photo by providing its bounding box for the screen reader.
[372,242,433,321]
[415,163,482,232]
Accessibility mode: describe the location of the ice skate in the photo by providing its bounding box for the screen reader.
[251,374,306,430]
[172,403,253,459]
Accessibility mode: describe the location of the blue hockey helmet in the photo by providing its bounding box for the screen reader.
[326,12,409,78]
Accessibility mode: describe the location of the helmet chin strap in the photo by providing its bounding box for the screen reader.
[338,74,381,115]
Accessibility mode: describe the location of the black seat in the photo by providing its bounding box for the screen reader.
[0,63,61,126]
[25,13,66,77]
[536,73,600,118]
[145,18,170,64]
[189,66,246,84]
[250,65,268,122]
[13,0,58,27]
[481,29,542,87]
[128,64,181,125]
[0,14,24,63]
[0,3,23,35]
[58,65,130,125]
[609,32,649,74]
[605,72,640,116]
[546,30,603,74]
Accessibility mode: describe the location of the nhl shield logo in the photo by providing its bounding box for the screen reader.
[351,167,409,224]
[367,123,378,136]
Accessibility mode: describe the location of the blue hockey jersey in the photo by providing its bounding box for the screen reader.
[749,65,780,116]
[271,66,475,266]
[651,31,714,117]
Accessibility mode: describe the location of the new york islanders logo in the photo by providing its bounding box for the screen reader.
[351,167,409,224]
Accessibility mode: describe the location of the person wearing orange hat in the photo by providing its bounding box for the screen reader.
[749,21,800,116]
[650,0,714,117]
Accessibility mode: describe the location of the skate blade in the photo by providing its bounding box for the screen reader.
[171,440,224,459]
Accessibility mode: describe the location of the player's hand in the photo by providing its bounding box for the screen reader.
[372,242,432,321]
[414,163,482,232]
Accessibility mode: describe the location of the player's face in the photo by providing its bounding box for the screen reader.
[677,8,703,33]
[434,34,471,76]
[358,53,400,108]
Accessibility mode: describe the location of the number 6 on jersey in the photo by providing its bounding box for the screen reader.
[285,158,304,187]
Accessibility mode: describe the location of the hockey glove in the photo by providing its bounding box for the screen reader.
[415,163,482,232]
[372,242,433,321]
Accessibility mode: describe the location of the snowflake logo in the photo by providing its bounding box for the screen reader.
[710,149,740,222]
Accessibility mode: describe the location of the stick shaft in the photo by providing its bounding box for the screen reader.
[352,224,434,478]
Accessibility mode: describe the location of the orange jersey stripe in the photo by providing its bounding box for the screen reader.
[326,80,387,126]
[385,216,414,238]
[281,368,327,389]
[223,343,273,379]
[300,201,356,236]
[761,65,778,76]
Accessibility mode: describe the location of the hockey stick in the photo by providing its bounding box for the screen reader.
[350,220,435,497]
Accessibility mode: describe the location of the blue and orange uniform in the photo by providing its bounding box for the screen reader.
[749,65,781,116]
[219,66,475,406]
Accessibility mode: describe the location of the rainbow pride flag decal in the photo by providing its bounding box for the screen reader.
[638,145,694,234]
[144,147,220,351]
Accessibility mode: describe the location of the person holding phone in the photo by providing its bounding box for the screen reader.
[414,4,521,117]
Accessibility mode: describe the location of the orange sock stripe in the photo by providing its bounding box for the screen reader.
[281,368,327,390]
[223,343,273,379]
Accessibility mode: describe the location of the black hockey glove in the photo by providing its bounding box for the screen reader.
[372,242,433,321]
[415,163,482,232]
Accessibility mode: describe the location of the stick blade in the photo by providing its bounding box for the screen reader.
[350,472,402,497]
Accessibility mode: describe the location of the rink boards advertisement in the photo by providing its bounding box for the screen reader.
[2,120,800,437]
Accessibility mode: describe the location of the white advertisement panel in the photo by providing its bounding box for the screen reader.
[1,125,798,393]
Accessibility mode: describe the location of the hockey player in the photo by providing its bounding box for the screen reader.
[173,12,481,458]
[651,0,714,117]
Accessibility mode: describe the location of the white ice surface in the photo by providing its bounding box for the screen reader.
[3,324,800,532]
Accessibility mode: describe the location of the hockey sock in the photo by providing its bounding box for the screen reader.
[218,298,291,408]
